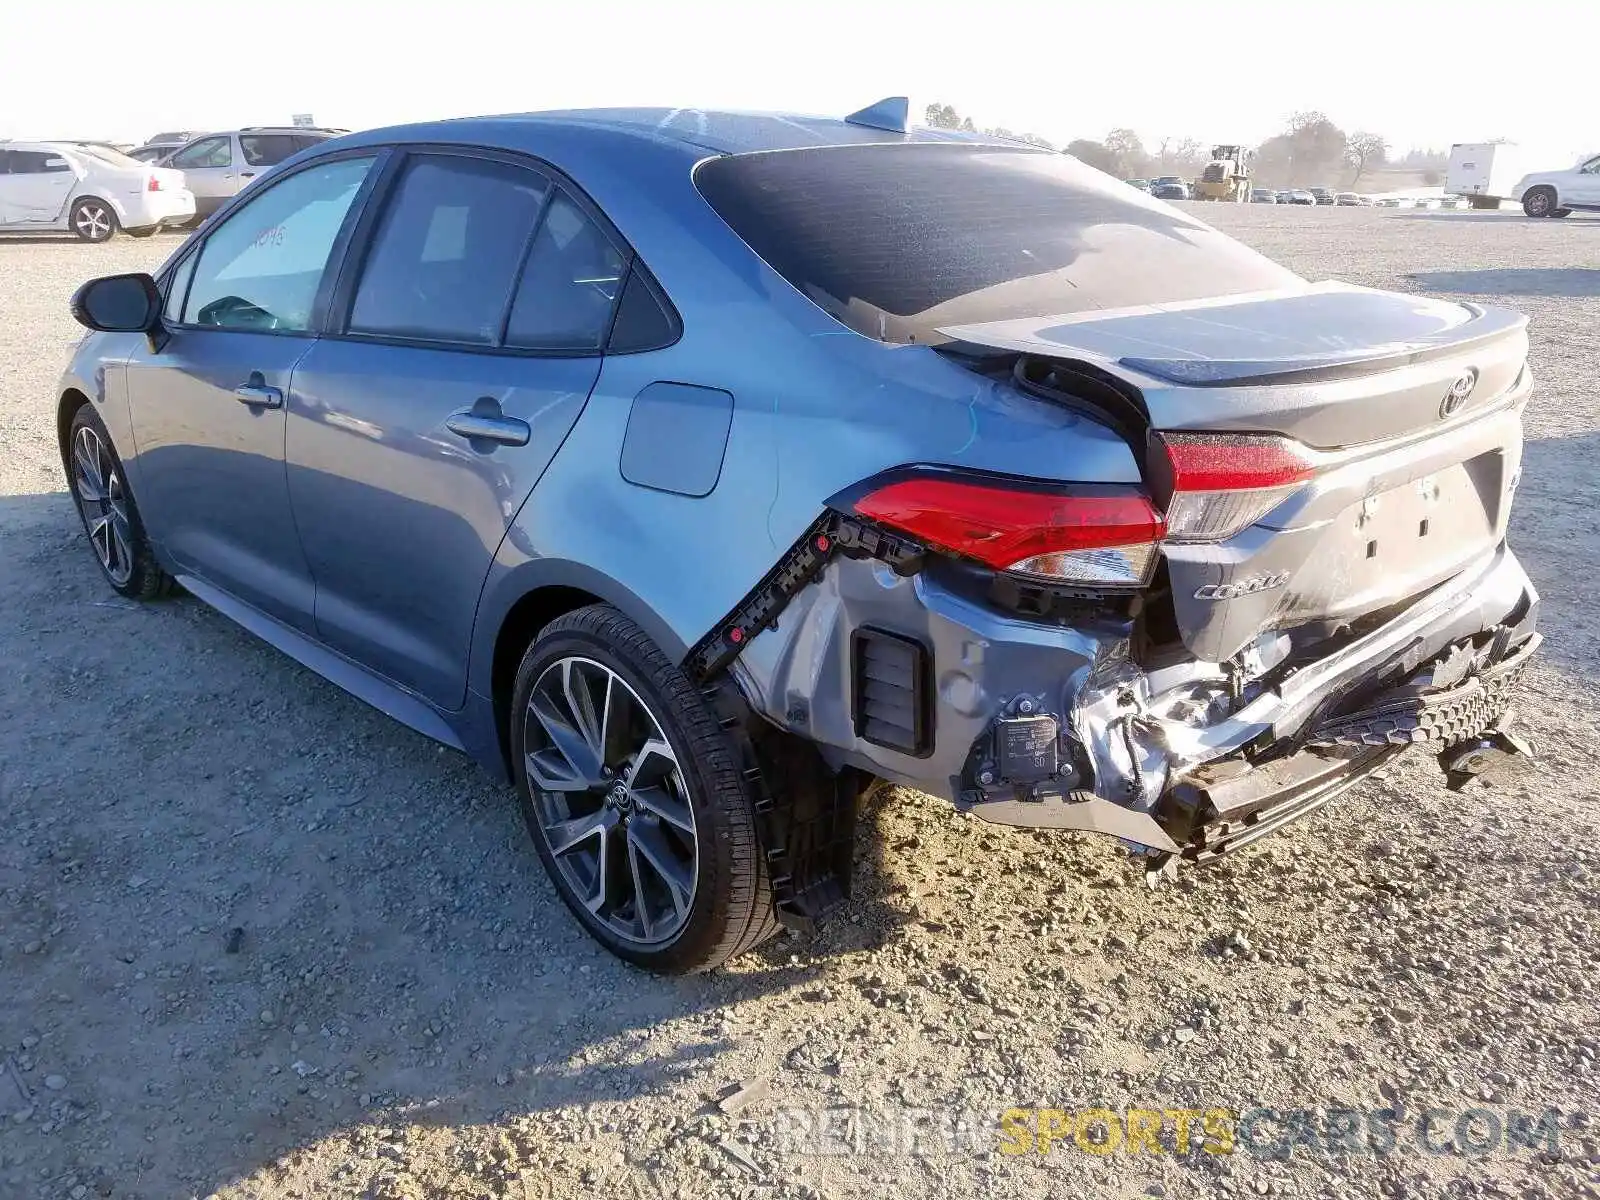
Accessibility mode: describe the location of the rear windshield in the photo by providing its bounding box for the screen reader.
[695,144,1301,344]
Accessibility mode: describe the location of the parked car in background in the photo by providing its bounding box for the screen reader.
[1373,196,1409,208]
[1124,178,1150,192]
[57,102,1541,972]
[1282,189,1316,205]
[1251,188,1277,203]
[0,140,192,240]
[147,130,201,146]
[1150,175,1188,199]
[166,127,344,218]
[1512,152,1600,218]
[1308,187,1335,205]
[1335,191,1361,206]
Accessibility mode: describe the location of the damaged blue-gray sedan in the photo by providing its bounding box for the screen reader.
[59,98,1541,971]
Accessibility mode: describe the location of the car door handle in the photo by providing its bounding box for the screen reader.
[240,171,255,179]
[234,382,283,409]
[445,412,531,446]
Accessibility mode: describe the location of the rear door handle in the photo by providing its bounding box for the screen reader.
[240,171,256,179]
[445,412,530,446]
[234,382,283,409]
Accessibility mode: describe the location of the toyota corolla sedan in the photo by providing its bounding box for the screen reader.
[60,99,1541,973]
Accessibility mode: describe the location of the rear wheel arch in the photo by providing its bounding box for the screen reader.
[485,572,690,775]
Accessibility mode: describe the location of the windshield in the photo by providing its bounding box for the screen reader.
[695,144,1299,344]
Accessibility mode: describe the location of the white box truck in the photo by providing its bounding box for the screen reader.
[1446,143,1529,209]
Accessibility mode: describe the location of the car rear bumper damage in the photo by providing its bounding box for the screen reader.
[728,539,1538,864]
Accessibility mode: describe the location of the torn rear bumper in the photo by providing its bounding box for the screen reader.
[733,541,1538,860]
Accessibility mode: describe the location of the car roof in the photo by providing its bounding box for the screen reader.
[332,106,1030,158]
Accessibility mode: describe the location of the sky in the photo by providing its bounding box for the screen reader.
[1,0,1590,164]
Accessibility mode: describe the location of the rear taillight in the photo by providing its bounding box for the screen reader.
[147,175,162,192]
[851,475,1165,587]
[1160,432,1319,542]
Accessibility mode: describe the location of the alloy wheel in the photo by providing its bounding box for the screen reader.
[523,656,699,946]
[71,424,134,586]
[74,203,113,240]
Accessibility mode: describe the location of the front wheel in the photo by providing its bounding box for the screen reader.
[510,605,778,973]
[69,197,118,242]
[1522,187,1557,218]
[64,404,172,598]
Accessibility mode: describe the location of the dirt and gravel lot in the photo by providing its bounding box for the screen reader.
[2,207,1598,1200]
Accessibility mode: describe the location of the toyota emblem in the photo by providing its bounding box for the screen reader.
[1440,370,1477,418]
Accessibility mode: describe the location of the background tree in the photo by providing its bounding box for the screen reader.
[1064,138,1119,175]
[924,103,962,130]
[1345,131,1388,185]
[1104,128,1148,177]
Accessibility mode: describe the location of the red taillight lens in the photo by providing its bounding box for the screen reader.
[853,476,1165,586]
[1162,432,1318,492]
[1160,433,1320,542]
[147,175,162,192]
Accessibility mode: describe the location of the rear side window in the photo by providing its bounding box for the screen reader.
[183,155,375,331]
[504,192,626,350]
[8,151,72,174]
[348,155,550,345]
[240,135,302,167]
[695,144,1301,343]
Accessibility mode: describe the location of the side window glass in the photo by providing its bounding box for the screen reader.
[348,155,549,344]
[9,152,73,174]
[171,137,232,170]
[240,135,300,167]
[183,156,375,332]
[163,253,198,324]
[504,192,626,351]
[1583,157,1600,175]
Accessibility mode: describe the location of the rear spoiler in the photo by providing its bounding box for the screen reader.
[1120,304,1528,389]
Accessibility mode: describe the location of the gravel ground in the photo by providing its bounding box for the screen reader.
[2,207,1598,1200]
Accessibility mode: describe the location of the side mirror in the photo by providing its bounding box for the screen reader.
[69,273,162,333]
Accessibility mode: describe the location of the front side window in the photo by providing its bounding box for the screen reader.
[183,155,375,332]
[240,135,302,168]
[170,136,233,170]
[696,144,1302,343]
[1581,156,1600,175]
[348,154,550,344]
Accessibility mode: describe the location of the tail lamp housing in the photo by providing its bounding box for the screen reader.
[1158,432,1319,542]
[844,472,1165,588]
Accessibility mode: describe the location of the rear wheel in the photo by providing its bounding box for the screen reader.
[1522,187,1556,218]
[126,226,159,239]
[1468,195,1501,210]
[510,605,778,973]
[70,197,118,242]
[1551,208,1572,219]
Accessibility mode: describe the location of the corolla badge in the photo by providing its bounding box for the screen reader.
[1194,571,1291,601]
[1440,369,1477,418]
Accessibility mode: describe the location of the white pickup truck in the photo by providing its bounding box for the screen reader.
[1509,152,1600,219]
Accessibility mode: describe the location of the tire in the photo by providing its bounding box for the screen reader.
[69,197,119,242]
[1468,195,1501,210]
[126,226,159,239]
[510,605,778,973]
[64,403,172,599]
[1522,187,1557,218]
[1552,208,1572,219]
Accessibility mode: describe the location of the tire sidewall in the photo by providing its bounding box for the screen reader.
[65,404,161,598]
[509,613,751,971]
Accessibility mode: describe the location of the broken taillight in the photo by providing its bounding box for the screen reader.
[851,475,1165,586]
[1160,432,1319,542]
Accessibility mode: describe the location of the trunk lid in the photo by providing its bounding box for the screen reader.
[939,282,1531,662]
